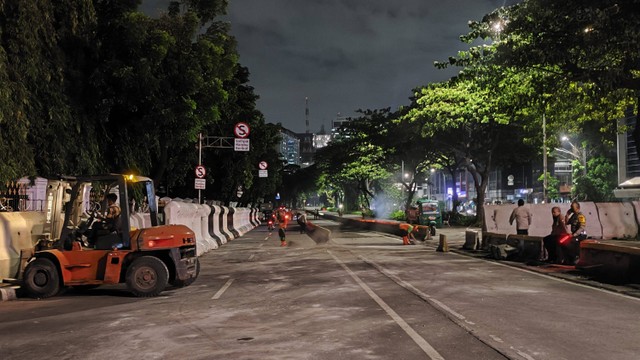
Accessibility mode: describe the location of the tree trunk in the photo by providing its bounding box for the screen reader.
[404,181,416,211]
[447,167,459,214]
[467,166,488,230]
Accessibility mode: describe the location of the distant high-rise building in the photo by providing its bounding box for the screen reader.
[278,127,300,166]
[298,132,314,166]
[331,114,350,137]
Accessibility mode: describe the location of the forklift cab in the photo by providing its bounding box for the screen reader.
[59,175,158,251]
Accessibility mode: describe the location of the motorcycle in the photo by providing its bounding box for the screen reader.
[267,219,275,231]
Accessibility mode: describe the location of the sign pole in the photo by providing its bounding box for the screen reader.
[198,132,202,204]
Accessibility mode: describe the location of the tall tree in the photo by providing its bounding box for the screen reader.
[90,1,238,187]
[469,0,638,151]
[406,74,535,226]
[0,0,103,183]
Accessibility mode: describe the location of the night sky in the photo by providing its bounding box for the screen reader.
[141,0,518,133]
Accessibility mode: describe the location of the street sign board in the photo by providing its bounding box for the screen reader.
[259,169,268,178]
[258,161,268,170]
[234,122,250,138]
[194,178,206,190]
[195,165,206,179]
[234,138,250,151]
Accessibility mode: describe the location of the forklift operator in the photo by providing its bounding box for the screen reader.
[101,193,122,231]
[88,193,121,246]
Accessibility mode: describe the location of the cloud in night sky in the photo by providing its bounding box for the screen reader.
[141,0,518,133]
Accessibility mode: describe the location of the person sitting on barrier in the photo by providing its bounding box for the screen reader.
[509,199,532,235]
[561,201,587,265]
[542,206,568,263]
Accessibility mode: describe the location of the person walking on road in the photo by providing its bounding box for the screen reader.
[542,206,568,263]
[278,221,287,247]
[509,199,532,235]
[297,212,307,233]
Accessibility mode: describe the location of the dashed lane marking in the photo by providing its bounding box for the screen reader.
[211,279,235,300]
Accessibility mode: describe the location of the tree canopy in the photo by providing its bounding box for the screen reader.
[0,0,281,205]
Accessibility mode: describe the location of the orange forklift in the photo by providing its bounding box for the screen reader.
[21,174,199,298]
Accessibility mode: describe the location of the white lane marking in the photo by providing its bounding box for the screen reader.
[248,254,256,261]
[328,251,445,360]
[361,256,466,321]
[361,255,538,360]
[211,279,235,300]
[490,335,504,343]
[514,347,537,360]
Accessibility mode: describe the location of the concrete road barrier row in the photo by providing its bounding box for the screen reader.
[162,199,259,256]
[484,202,640,240]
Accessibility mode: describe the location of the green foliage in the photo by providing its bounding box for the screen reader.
[537,173,561,201]
[572,156,617,202]
[315,109,394,210]
[453,214,477,227]
[389,210,406,221]
[0,0,282,205]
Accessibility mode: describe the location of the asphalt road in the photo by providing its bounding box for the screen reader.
[1,220,640,360]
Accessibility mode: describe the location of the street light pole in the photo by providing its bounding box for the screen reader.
[543,112,547,203]
[198,132,202,204]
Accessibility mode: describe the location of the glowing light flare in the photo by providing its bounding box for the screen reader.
[559,234,572,245]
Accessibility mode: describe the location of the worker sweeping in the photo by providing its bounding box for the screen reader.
[400,223,417,245]
[278,223,287,247]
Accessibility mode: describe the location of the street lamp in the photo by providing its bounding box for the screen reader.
[560,136,587,175]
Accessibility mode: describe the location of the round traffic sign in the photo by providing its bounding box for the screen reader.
[195,165,206,178]
[234,122,250,138]
[258,161,268,170]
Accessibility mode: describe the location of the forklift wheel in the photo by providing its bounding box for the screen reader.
[126,256,169,297]
[173,258,200,288]
[23,258,61,298]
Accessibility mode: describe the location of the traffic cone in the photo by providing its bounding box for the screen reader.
[436,234,449,252]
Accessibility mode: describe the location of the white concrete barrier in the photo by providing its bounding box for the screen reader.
[164,200,219,255]
[232,208,251,235]
[0,212,46,279]
[197,204,218,253]
[227,207,240,238]
[220,206,235,241]
[483,202,602,238]
[207,205,226,245]
[596,202,637,239]
[580,202,603,239]
[250,208,260,227]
